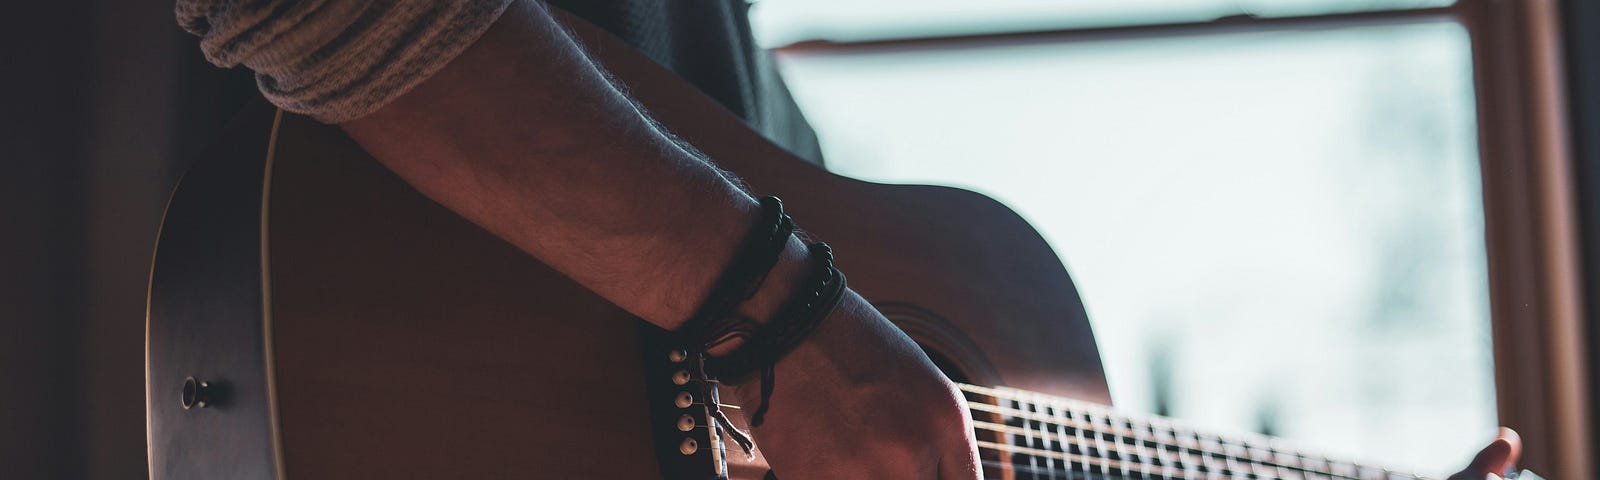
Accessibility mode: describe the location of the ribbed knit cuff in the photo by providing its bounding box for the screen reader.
[178,0,516,123]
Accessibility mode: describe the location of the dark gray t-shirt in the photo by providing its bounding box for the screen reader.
[545,0,822,164]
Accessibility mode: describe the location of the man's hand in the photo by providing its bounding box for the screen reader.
[728,291,982,480]
[1449,428,1522,480]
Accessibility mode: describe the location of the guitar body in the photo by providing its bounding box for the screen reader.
[146,12,1106,479]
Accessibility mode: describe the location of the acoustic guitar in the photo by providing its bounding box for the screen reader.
[145,10,1532,480]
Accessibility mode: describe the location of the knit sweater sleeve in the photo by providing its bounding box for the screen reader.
[176,0,515,123]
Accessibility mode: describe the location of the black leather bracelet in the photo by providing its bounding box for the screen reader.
[706,242,848,427]
[668,197,794,459]
[679,196,794,351]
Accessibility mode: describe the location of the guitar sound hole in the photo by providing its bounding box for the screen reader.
[919,347,969,384]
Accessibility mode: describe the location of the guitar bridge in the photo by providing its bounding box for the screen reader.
[641,327,730,480]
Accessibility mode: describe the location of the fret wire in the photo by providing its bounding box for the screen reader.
[1019,399,1047,479]
[1101,410,1121,478]
[1192,427,1220,478]
[1148,415,1174,479]
[1090,411,1112,476]
[1034,401,1060,479]
[973,421,1296,480]
[1045,404,1079,480]
[965,399,1388,478]
[1039,403,1060,480]
[1123,418,1152,477]
[1048,406,1068,478]
[1071,408,1093,478]
[1075,410,1098,479]
[1040,402,1068,480]
[1222,436,1245,479]
[1036,400,1056,479]
[1010,399,1029,478]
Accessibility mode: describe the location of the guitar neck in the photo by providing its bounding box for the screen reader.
[958,384,1430,480]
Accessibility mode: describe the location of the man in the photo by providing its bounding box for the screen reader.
[176,1,1521,478]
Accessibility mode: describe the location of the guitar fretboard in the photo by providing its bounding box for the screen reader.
[958,384,1430,480]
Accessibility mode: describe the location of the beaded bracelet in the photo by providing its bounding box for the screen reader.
[706,242,848,427]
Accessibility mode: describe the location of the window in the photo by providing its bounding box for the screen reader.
[754,1,1501,475]
[751,0,1457,47]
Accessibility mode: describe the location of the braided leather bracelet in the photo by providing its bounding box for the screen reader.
[673,195,851,455]
[706,242,848,427]
[676,195,794,456]
[679,196,794,352]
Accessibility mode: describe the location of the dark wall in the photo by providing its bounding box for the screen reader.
[1,3,254,478]
[2,3,93,478]
[1563,0,1600,468]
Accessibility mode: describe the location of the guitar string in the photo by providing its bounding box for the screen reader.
[967,411,1345,477]
[979,458,1181,480]
[980,458,1210,480]
[960,384,1427,480]
[708,396,1318,477]
[976,443,1429,480]
[976,456,1320,480]
[960,389,1419,480]
[966,401,1346,474]
[964,404,1407,480]
[697,406,1420,480]
[701,381,1418,479]
[973,447,1393,480]
[974,458,1395,480]
[973,436,1368,480]
[961,383,1295,448]
[962,383,1306,455]
[703,413,1419,480]
[963,387,1351,465]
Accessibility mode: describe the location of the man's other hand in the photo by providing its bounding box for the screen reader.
[1449,428,1522,480]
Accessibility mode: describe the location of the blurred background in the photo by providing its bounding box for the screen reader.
[4,0,1599,478]
[752,0,1486,474]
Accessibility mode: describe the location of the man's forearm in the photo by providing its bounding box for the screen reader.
[340,0,793,328]
[195,3,983,477]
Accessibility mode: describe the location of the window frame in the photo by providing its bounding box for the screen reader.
[769,1,1593,476]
